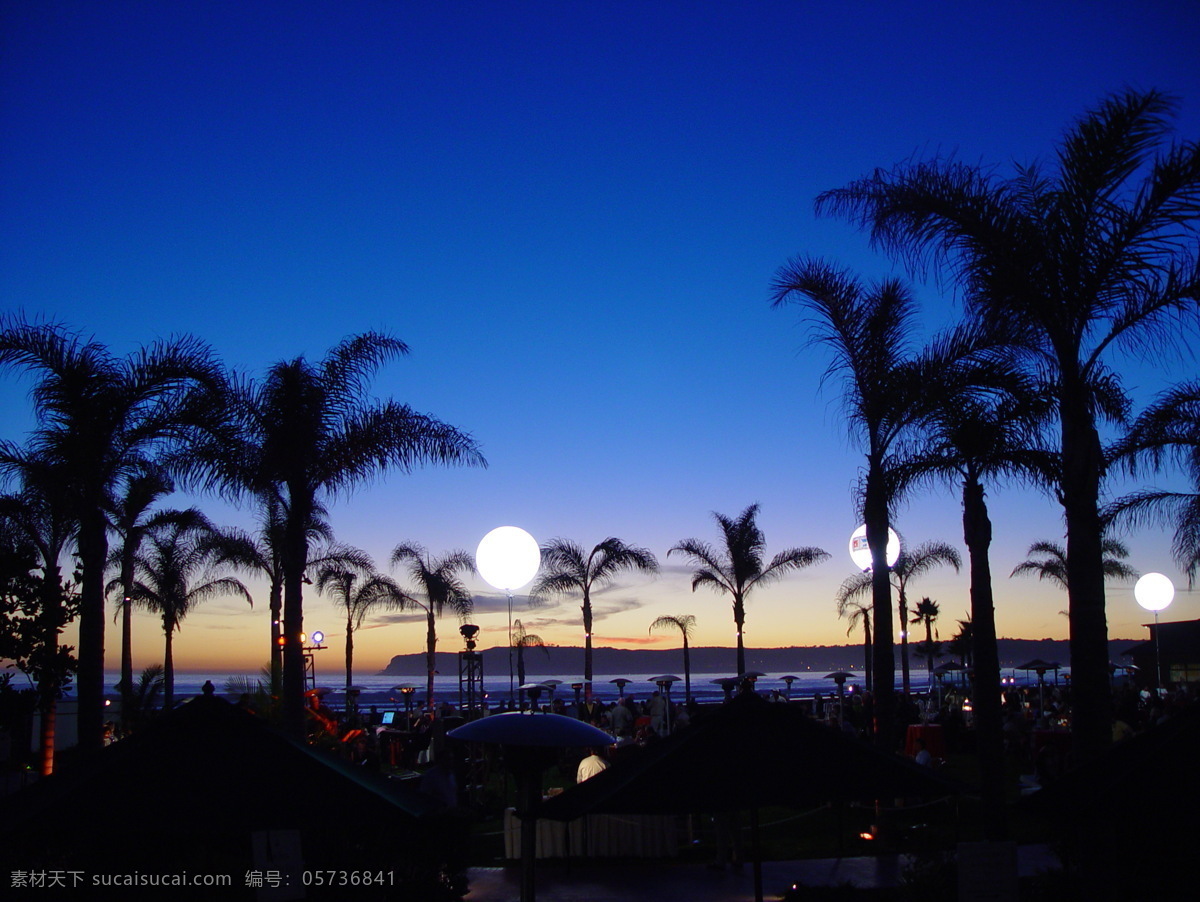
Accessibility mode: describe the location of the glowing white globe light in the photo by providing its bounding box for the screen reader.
[476,526,541,591]
[311,630,324,644]
[848,524,901,571]
[1134,572,1174,613]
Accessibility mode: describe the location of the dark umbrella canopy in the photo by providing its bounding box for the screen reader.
[540,693,960,820]
[449,711,612,747]
[2,696,442,885]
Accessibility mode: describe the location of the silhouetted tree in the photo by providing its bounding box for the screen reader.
[817,90,1200,760]
[531,538,658,689]
[670,504,827,677]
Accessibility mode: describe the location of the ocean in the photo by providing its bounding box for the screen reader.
[99,666,1050,710]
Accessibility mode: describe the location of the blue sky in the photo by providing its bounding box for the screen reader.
[2,1,1198,672]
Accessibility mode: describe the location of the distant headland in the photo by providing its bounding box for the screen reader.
[379,639,1140,677]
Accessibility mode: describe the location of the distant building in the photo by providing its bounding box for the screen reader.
[1122,618,1200,686]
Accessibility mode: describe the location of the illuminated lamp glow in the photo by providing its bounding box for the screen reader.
[311,630,325,644]
[848,525,900,570]
[1134,572,1175,612]
[476,526,541,591]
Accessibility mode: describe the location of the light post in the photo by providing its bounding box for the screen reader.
[1135,572,1175,692]
[476,527,541,707]
[300,630,326,694]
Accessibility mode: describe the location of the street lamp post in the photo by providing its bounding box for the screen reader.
[1135,572,1175,692]
[477,527,541,706]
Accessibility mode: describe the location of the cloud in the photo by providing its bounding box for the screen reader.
[604,635,670,646]
[590,595,647,620]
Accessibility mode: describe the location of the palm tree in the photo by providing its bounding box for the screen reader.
[177,332,485,740]
[1010,538,1138,590]
[123,663,165,732]
[911,597,942,678]
[670,504,828,677]
[771,261,977,743]
[108,468,173,731]
[650,614,697,702]
[898,371,1053,839]
[512,619,549,707]
[0,319,222,749]
[0,452,78,774]
[390,543,474,710]
[948,616,973,669]
[1113,380,1200,586]
[836,541,962,695]
[316,555,409,691]
[815,89,1200,759]
[531,538,659,689]
[125,508,254,708]
[834,591,872,691]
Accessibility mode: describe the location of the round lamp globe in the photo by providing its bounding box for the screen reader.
[848,524,901,571]
[476,526,541,591]
[1134,572,1175,613]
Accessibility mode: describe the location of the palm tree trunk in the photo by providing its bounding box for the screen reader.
[119,538,138,734]
[899,589,911,695]
[345,610,354,690]
[163,617,175,710]
[964,475,1006,839]
[863,613,873,692]
[865,469,896,748]
[269,574,283,697]
[281,496,310,742]
[76,510,109,753]
[733,596,746,677]
[682,637,691,702]
[583,595,594,685]
[1061,391,1112,763]
[37,566,66,774]
[425,609,436,711]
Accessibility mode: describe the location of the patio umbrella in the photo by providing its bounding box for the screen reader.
[449,712,612,902]
[3,696,439,885]
[540,693,959,902]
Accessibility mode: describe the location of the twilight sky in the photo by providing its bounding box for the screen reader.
[2,1,1198,675]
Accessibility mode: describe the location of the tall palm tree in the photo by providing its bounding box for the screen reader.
[531,538,658,689]
[649,614,697,702]
[125,508,254,708]
[1113,380,1200,586]
[834,590,872,691]
[670,504,828,677]
[772,261,981,744]
[0,452,78,774]
[177,332,485,740]
[107,468,173,731]
[911,597,941,678]
[316,555,409,691]
[512,619,549,706]
[1010,537,1138,590]
[0,319,222,750]
[389,543,474,710]
[816,89,1200,760]
[836,541,962,695]
[898,372,1054,838]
